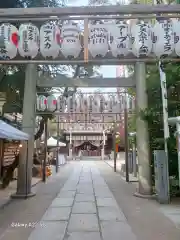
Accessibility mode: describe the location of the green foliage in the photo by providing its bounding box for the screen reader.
[128,62,180,185]
[145,63,179,180]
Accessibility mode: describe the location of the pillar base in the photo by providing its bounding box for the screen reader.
[11,192,36,199]
[134,192,156,200]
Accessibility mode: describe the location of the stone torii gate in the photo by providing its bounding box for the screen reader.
[1,4,179,199]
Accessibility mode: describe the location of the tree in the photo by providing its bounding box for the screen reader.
[0,0,24,8]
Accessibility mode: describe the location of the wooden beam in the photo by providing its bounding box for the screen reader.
[37,76,135,88]
[0,5,178,17]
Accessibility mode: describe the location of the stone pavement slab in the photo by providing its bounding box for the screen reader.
[42,207,71,221]
[62,185,77,191]
[68,214,99,232]
[98,206,126,221]
[101,221,137,240]
[77,187,94,194]
[75,194,95,202]
[51,197,74,207]
[94,187,113,197]
[96,197,118,207]
[159,204,180,229]
[57,191,76,198]
[72,202,96,214]
[28,221,67,240]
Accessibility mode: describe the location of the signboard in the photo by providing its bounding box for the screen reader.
[159,62,169,139]
[3,143,19,166]
[154,150,170,203]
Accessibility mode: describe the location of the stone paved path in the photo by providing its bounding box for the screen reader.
[28,162,137,240]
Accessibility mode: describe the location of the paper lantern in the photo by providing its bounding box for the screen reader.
[99,95,105,112]
[152,19,174,57]
[57,95,65,112]
[76,93,83,112]
[40,23,60,58]
[67,96,74,112]
[131,22,152,57]
[76,94,83,112]
[88,21,109,58]
[88,95,93,112]
[61,22,81,58]
[173,19,180,56]
[0,23,18,59]
[47,95,57,112]
[75,95,80,112]
[37,95,47,111]
[107,95,114,113]
[109,22,130,57]
[76,94,84,113]
[82,96,88,112]
[18,23,39,58]
[92,94,100,113]
[111,95,118,113]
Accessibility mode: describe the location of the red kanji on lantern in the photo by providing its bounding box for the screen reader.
[53,99,57,105]
[11,32,18,47]
[56,33,63,45]
[44,99,47,105]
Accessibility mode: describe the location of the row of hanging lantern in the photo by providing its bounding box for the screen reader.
[36,93,122,113]
[92,19,175,58]
[0,21,82,59]
[1,19,180,60]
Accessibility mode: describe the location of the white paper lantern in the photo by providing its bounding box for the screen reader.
[0,23,18,59]
[18,23,39,58]
[92,94,100,113]
[77,94,84,112]
[88,21,109,58]
[112,95,118,113]
[99,95,105,112]
[173,19,180,56]
[109,22,130,57]
[152,19,174,57]
[47,95,57,112]
[88,95,93,112]
[107,95,113,112]
[40,23,60,58]
[82,96,88,112]
[131,22,152,57]
[57,95,65,112]
[37,95,47,111]
[67,96,74,112]
[75,95,80,112]
[36,96,40,111]
[61,22,81,58]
